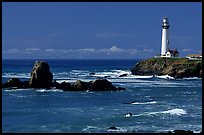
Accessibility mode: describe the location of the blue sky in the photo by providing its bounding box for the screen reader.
[2,2,202,59]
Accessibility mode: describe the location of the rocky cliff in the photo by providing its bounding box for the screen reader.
[130,57,202,78]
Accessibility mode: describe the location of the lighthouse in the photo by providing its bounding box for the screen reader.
[161,17,170,56]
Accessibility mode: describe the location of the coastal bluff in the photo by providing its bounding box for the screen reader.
[130,57,202,79]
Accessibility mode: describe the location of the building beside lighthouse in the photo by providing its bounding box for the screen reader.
[160,17,179,57]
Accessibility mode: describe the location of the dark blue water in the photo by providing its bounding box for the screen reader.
[2,59,202,133]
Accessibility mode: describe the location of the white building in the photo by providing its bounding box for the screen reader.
[160,17,179,58]
[186,54,202,60]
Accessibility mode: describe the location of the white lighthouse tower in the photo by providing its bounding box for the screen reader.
[161,17,170,56]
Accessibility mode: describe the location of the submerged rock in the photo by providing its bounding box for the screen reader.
[29,61,53,88]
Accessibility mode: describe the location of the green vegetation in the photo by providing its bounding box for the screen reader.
[131,57,202,78]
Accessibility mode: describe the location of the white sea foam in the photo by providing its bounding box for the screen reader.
[108,79,154,83]
[90,70,132,78]
[155,75,175,79]
[130,101,157,105]
[124,113,133,117]
[36,89,63,92]
[82,126,99,132]
[160,108,187,116]
[4,88,31,91]
[56,79,90,83]
[182,77,201,80]
[121,75,153,79]
[132,108,187,117]
[107,127,128,132]
[2,73,30,79]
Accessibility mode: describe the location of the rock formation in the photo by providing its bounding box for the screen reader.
[130,57,202,78]
[2,78,22,88]
[53,79,124,91]
[91,79,117,91]
[29,61,53,88]
[2,60,125,91]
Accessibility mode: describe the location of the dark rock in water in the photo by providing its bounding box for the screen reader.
[130,57,202,78]
[21,81,29,88]
[2,61,126,91]
[59,79,125,91]
[199,69,202,78]
[2,79,29,89]
[56,81,71,91]
[125,113,132,117]
[89,72,95,75]
[91,79,117,91]
[71,80,91,91]
[29,61,53,88]
[117,86,126,90]
[52,80,60,88]
[108,126,117,130]
[3,78,22,88]
[173,130,194,133]
[119,74,128,77]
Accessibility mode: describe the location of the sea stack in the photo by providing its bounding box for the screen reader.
[29,60,53,88]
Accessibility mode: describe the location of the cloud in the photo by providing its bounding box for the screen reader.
[25,48,40,51]
[99,46,124,54]
[109,46,123,52]
[77,48,95,52]
[182,48,192,52]
[45,49,55,52]
[7,48,19,53]
[3,46,155,59]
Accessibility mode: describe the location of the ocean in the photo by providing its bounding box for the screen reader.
[2,59,202,133]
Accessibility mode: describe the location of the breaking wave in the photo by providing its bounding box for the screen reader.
[130,101,157,105]
[36,89,63,92]
[2,73,30,79]
[132,108,187,117]
[3,69,201,81]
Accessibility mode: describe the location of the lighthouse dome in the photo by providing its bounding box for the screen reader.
[163,17,168,23]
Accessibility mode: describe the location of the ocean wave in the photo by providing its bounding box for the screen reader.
[2,73,30,79]
[3,88,31,92]
[131,108,187,117]
[182,77,202,80]
[82,126,101,132]
[90,70,131,78]
[151,108,187,116]
[3,88,64,92]
[55,78,190,88]
[130,101,157,105]
[155,75,175,79]
[36,89,63,92]
[107,127,128,132]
